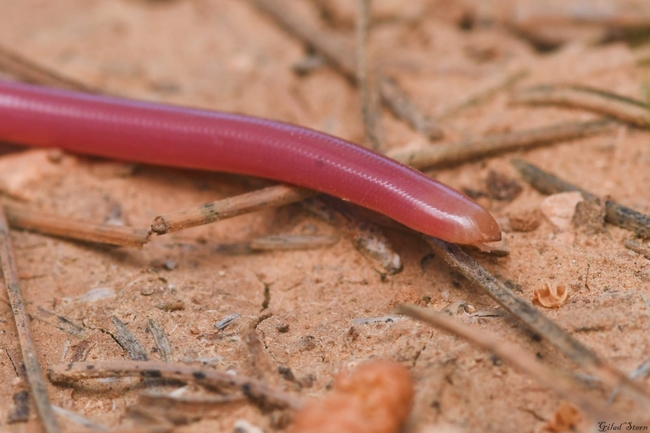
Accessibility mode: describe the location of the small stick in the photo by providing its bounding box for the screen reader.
[48,360,304,410]
[513,10,650,30]
[0,44,100,93]
[512,158,650,238]
[248,0,443,139]
[396,304,627,421]
[139,390,245,406]
[137,391,245,424]
[51,405,109,431]
[34,307,86,339]
[625,239,650,260]
[0,207,61,433]
[438,67,529,119]
[356,0,385,152]
[7,185,315,248]
[512,84,650,127]
[151,184,316,235]
[389,119,616,169]
[423,236,650,403]
[5,204,149,248]
[609,295,650,403]
[249,234,339,251]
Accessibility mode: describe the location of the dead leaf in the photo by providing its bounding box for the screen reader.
[543,402,582,432]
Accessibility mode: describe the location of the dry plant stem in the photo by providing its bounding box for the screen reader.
[513,9,650,28]
[513,85,650,127]
[48,360,304,410]
[5,204,149,247]
[135,392,245,428]
[396,304,623,421]
[35,307,86,339]
[390,119,616,169]
[438,67,528,119]
[625,239,650,260]
[248,0,443,139]
[137,391,245,423]
[151,184,316,235]
[357,0,385,152]
[0,208,61,433]
[0,44,99,93]
[424,236,650,403]
[51,405,109,431]
[249,234,339,251]
[512,159,650,238]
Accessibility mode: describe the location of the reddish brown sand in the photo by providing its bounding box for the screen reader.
[0,1,649,432]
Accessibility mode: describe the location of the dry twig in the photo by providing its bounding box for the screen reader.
[513,84,650,127]
[438,67,528,119]
[0,44,100,93]
[151,184,315,235]
[136,391,245,425]
[424,237,650,403]
[396,304,626,421]
[389,119,615,169]
[0,207,61,433]
[48,360,303,410]
[250,234,339,251]
[5,204,149,248]
[248,0,443,139]
[512,158,650,238]
[34,307,86,339]
[51,405,109,431]
[356,0,385,152]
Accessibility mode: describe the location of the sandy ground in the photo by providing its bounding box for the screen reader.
[0,0,649,432]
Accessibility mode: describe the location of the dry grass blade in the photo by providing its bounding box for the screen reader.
[51,405,109,431]
[356,0,384,152]
[248,0,443,139]
[34,307,86,339]
[424,236,650,404]
[48,360,303,410]
[512,158,650,238]
[438,67,528,119]
[249,234,339,251]
[0,43,100,93]
[389,119,615,169]
[5,204,149,247]
[136,391,245,425]
[151,184,315,235]
[396,304,624,421]
[513,84,650,127]
[0,207,61,433]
